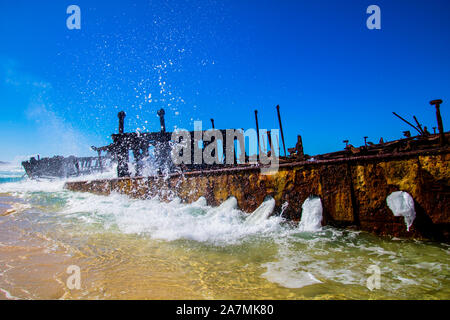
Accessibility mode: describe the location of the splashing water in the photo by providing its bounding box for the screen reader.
[298,196,323,232]
[0,168,448,300]
[387,191,416,231]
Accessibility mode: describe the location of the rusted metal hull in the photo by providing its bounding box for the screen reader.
[22,155,110,179]
[65,148,450,242]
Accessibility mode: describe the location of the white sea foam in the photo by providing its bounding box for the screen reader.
[262,262,322,289]
[387,191,416,231]
[0,287,20,300]
[0,164,283,245]
[261,244,323,289]
[0,165,117,194]
[0,288,19,300]
[62,193,284,245]
[0,162,25,172]
[245,197,275,225]
[0,177,65,194]
[0,162,25,179]
[298,196,323,232]
[261,234,364,289]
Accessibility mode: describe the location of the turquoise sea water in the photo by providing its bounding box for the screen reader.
[0,169,24,184]
[0,177,23,184]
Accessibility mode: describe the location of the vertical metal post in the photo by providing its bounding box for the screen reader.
[343,140,349,148]
[133,149,143,177]
[254,110,260,160]
[118,111,126,134]
[429,99,445,146]
[116,111,129,177]
[211,118,215,129]
[97,150,103,173]
[276,105,287,157]
[116,141,129,177]
[267,130,272,155]
[157,109,166,133]
[296,135,304,159]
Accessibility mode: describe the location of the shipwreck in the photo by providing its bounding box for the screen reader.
[44,99,448,241]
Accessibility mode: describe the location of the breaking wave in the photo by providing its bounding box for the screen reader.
[63,194,284,245]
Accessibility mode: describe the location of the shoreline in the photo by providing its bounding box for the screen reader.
[0,195,27,217]
[0,202,12,216]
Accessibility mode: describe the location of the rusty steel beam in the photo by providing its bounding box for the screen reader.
[276,105,287,157]
[118,111,126,134]
[413,115,425,135]
[254,110,261,159]
[392,112,422,135]
[430,99,445,146]
[157,109,166,133]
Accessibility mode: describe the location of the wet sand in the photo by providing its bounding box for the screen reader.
[0,195,24,216]
[0,206,7,215]
[0,197,12,216]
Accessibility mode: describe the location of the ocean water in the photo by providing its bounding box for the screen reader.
[0,164,25,184]
[0,164,448,300]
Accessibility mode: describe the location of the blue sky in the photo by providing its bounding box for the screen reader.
[1,0,449,162]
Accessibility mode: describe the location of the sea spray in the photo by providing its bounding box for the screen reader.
[0,164,117,195]
[298,196,323,232]
[62,194,283,245]
[245,197,275,225]
[387,191,416,231]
